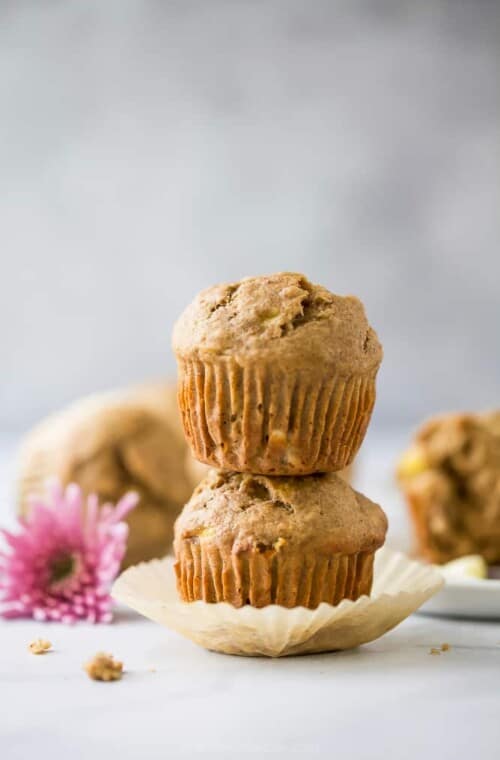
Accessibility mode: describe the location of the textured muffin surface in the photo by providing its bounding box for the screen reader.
[173,273,382,474]
[176,470,387,555]
[174,470,387,608]
[173,272,382,372]
[398,410,500,564]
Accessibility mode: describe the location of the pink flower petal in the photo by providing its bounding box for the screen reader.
[0,478,138,625]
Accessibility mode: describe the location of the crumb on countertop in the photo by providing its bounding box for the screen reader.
[28,638,52,655]
[84,652,123,682]
[429,643,451,656]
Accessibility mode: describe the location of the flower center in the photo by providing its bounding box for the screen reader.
[49,554,75,584]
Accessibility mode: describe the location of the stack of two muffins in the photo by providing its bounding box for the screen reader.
[172,273,387,609]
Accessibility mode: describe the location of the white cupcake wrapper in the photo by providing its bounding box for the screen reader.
[111,547,443,657]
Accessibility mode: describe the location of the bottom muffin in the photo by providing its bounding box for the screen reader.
[174,470,387,609]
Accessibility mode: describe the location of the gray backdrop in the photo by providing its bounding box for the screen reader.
[1,0,499,434]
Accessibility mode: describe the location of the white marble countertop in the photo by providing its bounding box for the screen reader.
[1,434,499,759]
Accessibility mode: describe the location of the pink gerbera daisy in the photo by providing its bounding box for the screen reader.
[0,480,138,623]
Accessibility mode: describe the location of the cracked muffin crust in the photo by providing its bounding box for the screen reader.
[174,469,387,608]
[398,411,500,564]
[173,272,383,474]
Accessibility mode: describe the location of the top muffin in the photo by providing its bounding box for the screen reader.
[173,273,382,475]
[173,272,382,372]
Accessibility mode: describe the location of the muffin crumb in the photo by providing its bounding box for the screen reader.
[441,642,450,652]
[84,652,123,681]
[28,638,52,655]
[429,647,441,656]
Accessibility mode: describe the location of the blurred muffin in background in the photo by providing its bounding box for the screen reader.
[183,449,210,490]
[339,462,354,484]
[17,383,203,567]
[397,411,500,564]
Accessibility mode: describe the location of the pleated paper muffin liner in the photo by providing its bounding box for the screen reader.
[177,358,377,474]
[112,547,444,657]
[174,542,374,608]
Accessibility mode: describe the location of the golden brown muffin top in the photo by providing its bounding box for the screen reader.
[173,272,382,372]
[174,469,387,556]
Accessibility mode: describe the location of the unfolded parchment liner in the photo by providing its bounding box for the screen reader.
[112,547,443,657]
